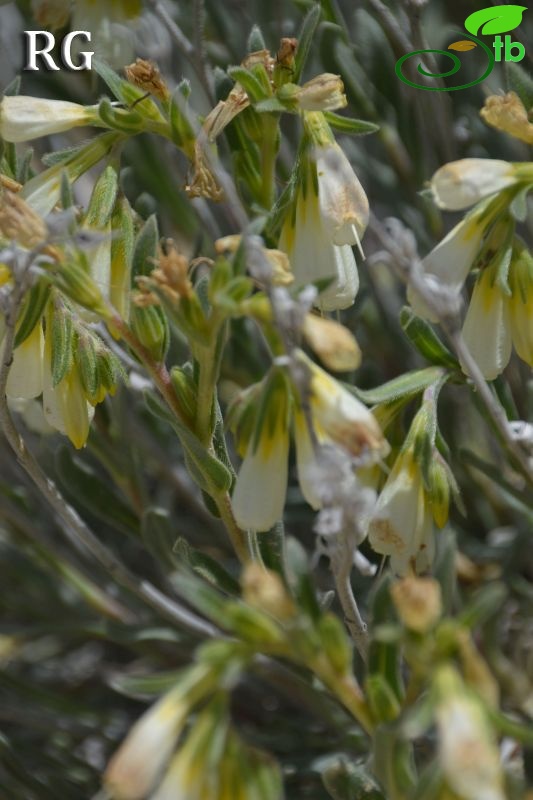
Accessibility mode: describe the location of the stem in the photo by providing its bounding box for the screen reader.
[259,116,279,210]
[312,655,375,736]
[112,314,251,564]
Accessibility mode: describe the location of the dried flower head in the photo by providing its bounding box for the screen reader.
[124,58,169,102]
[481,91,533,145]
[391,576,442,632]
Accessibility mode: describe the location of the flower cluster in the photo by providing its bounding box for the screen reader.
[278,111,369,311]
[409,158,533,379]
[230,349,388,532]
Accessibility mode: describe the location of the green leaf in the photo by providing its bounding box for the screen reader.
[400,307,459,368]
[50,301,74,388]
[323,112,379,135]
[141,507,179,569]
[108,668,185,699]
[247,24,266,52]
[294,5,322,83]
[347,366,446,406]
[226,66,268,103]
[94,59,163,122]
[506,60,533,112]
[14,280,50,348]
[144,392,233,493]
[173,537,241,595]
[132,213,159,277]
[55,447,139,535]
[84,165,119,228]
[464,5,526,36]
[254,97,291,113]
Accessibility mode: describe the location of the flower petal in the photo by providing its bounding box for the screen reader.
[5,322,44,399]
[461,270,512,380]
[231,430,289,532]
[431,158,516,211]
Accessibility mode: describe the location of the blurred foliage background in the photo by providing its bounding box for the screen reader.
[0,0,532,797]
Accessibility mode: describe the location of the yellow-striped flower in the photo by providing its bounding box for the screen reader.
[279,112,368,311]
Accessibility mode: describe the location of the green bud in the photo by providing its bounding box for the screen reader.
[130,304,169,362]
[170,366,197,421]
[133,214,159,278]
[76,331,99,403]
[110,195,134,322]
[223,601,286,648]
[366,674,402,723]
[52,258,110,317]
[84,165,119,228]
[49,296,74,387]
[14,279,50,348]
[317,613,352,675]
[97,97,146,134]
[428,457,451,528]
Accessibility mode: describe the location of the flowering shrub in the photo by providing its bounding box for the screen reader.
[0,2,532,799]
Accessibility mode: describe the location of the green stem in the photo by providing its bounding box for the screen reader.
[312,656,375,736]
[259,116,279,210]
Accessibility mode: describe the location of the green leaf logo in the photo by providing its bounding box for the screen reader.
[464,5,527,36]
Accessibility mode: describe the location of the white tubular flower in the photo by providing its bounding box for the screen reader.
[435,667,506,800]
[279,181,359,312]
[21,131,121,216]
[461,267,512,380]
[278,112,368,311]
[293,350,388,509]
[367,450,435,576]
[105,682,195,800]
[0,96,98,143]
[431,158,518,211]
[231,372,291,532]
[315,143,369,248]
[407,208,488,322]
[4,322,44,400]
[508,241,533,369]
[149,701,225,800]
[292,73,347,112]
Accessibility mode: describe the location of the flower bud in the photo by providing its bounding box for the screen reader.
[481,91,533,145]
[241,563,295,621]
[391,576,442,633]
[430,158,517,211]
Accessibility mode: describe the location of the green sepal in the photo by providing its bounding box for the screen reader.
[14,280,50,348]
[75,331,99,401]
[110,194,134,320]
[227,66,269,103]
[94,60,164,122]
[247,24,266,52]
[365,674,401,723]
[84,164,119,228]
[323,112,379,135]
[130,304,169,362]
[132,213,159,277]
[98,97,145,134]
[49,298,74,388]
[174,537,240,594]
[144,392,233,493]
[317,613,352,675]
[347,366,446,406]
[400,307,459,368]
